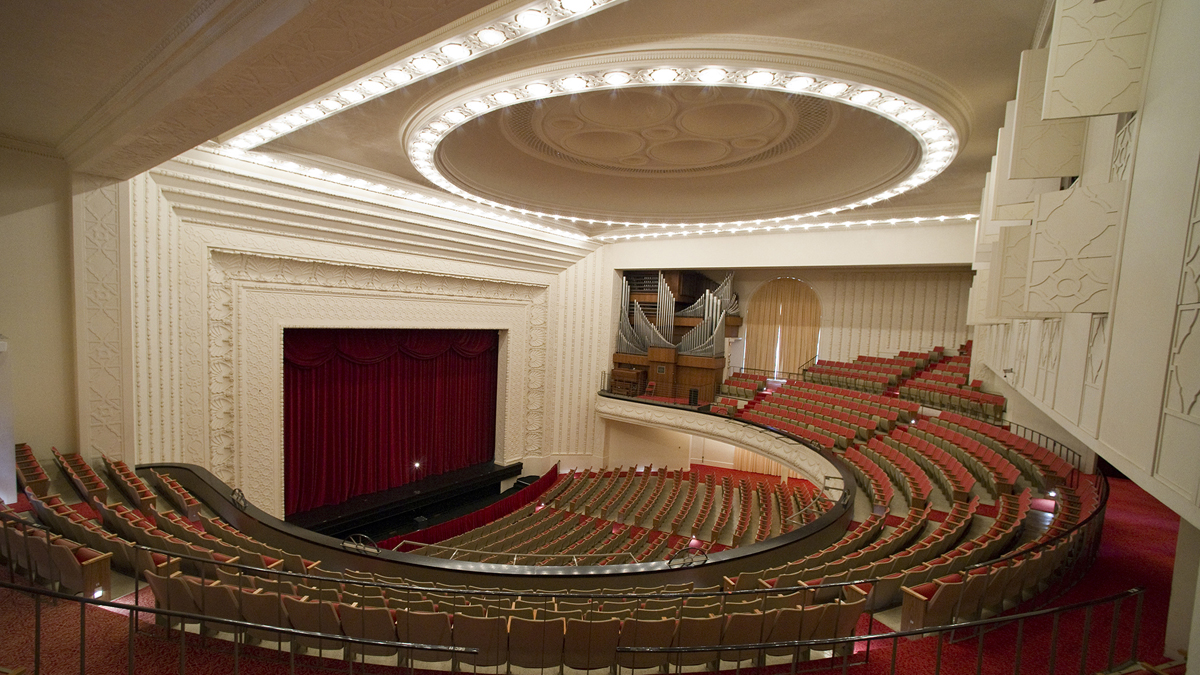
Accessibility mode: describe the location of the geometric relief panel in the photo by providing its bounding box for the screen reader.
[1010,49,1087,179]
[1027,181,1126,313]
[1156,154,1200,504]
[993,224,1033,319]
[993,101,1060,217]
[1036,318,1063,403]
[1044,0,1157,119]
[1080,313,1108,433]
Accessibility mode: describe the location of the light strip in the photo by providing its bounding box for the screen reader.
[201,144,591,241]
[594,214,979,240]
[221,0,624,150]
[406,64,960,228]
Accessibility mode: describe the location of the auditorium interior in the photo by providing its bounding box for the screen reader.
[0,0,1199,673]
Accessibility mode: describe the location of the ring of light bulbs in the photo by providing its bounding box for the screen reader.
[222,0,621,150]
[406,63,961,233]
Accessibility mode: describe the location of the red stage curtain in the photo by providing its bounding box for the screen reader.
[284,328,498,515]
[380,463,560,552]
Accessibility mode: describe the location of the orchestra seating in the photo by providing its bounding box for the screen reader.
[3,354,1105,672]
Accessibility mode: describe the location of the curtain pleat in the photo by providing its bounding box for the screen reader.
[744,278,822,377]
[284,329,499,515]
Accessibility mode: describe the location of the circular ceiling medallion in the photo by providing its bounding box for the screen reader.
[406,60,961,226]
[498,86,832,177]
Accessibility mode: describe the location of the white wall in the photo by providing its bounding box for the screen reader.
[970,0,1200,530]
[0,146,77,455]
[734,268,973,364]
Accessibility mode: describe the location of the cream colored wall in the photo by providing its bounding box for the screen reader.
[72,152,605,517]
[0,147,77,455]
[970,0,1200,532]
[604,420,693,470]
[734,268,973,364]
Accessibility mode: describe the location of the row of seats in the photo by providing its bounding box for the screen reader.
[782,380,921,419]
[883,429,977,502]
[843,448,895,507]
[101,454,157,512]
[748,401,858,447]
[909,420,1022,496]
[803,366,890,394]
[739,409,838,451]
[899,380,1005,420]
[144,568,868,670]
[861,439,933,509]
[1,501,112,599]
[932,413,1073,489]
[52,447,107,505]
[148,469,203,520]
[15,444,49,498]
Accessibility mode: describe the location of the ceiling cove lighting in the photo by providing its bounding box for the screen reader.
[594,214,979,240]
[219,0,628,150]
[405,62,961,229]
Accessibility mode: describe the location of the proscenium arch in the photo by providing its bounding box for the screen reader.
[744,277,822,378]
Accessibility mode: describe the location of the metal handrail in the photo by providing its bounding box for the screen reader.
[0,576,476,675]
[1005,420,1085,478]
[129,541,882,602]
[614,587,1146,675]
[390,540,639,563]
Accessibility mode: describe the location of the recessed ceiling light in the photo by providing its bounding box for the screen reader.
[913,119,938,131]
[650,68,678,83]
[339,89,365,103]
[429,121,450,132]
[441,44,470,60]
[411,57,439,73]
[464,100,489,113]
[360,80,388,95]
[525,83,554,97]
[877,98,905,113]
[383,69,411,84]
[560,0,594,11]
[698,68,726,83]
[444,110,467,123]
[477,28,506,45]
[493,91,518,104]
[849,90,881,104]
[785,76,815,91]
[819,82,849,96]
[898,109,926,122]
[560,76,588,91]
[516,9,549,28]
[604,71,631,85]
[318,99,343,111]
[745,71,774,86]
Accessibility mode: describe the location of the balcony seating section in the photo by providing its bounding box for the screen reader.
[861,438,933,509]
[744,400,856,449]
[1,503,112,599]
[149,469,204,520]
[932,412,1073,489]
[51,448,107,505]
[881,429,977,502]
[843,448,895,508]
[15,444,50,498]
[908,419,1022,496]
[720,372,768,399]
[139,571,869,669]
[803,364,890,394]
[899,380,1006,420]
[101,454,157,512]
[781,380,920,422]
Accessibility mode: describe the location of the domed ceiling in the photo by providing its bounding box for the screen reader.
[435,85,919,222]
[204,0,1050,240]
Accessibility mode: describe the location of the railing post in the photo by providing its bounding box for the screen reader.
[34,591,41,675]
[79,600,87,675]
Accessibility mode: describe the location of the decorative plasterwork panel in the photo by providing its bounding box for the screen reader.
[1110,115,1138,183]
[210,251,548,516]
[1012,320,1032,391]
[993,101,1061,218]
[1010,49,1087,180]
[1036,318,1063,403]
[1155,156,1200,504]
[1044,0,1157,120]
[1026,181,1126,313]
[1080,313,1108,434]
[594,396,839,488]
[72,174,128,461]
[990,224,1033,320]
